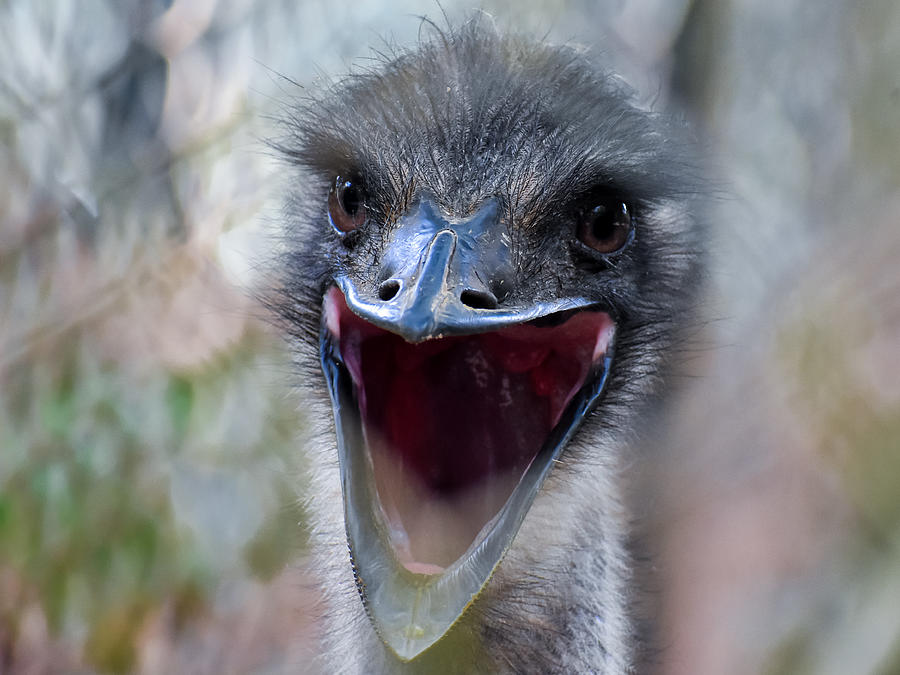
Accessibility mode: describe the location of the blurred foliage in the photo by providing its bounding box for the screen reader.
[0,331,307,674]
[0,2,312,672]
[782,299,900,541]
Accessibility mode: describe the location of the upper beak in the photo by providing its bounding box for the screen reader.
[335,198,593,341]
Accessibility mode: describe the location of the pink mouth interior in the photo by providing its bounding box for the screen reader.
[325,288,614,574]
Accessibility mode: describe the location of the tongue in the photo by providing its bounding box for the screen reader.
[327,288,614,572]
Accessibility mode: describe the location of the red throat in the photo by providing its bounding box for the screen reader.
[324,287,614,573]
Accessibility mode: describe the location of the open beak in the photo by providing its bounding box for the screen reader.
[320,199,616,660]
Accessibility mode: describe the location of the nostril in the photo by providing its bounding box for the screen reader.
[460,288,498,310]
[378,279,401,301]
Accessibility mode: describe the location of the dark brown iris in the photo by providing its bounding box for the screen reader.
[576,200,633,254]
[328,176,366,233]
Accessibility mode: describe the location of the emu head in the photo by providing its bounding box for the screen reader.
[274,23,703,663]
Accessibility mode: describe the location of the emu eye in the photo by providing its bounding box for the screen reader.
[328,177,366,233]
[576,201,633,254]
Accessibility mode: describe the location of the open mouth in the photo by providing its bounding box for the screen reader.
[321,286,615,659]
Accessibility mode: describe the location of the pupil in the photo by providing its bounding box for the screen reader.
[341,183,361,215]
[591,205,616,241]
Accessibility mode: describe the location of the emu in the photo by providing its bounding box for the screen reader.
[272,21,704,674]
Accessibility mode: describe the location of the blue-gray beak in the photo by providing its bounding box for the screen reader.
[320,198,617,661]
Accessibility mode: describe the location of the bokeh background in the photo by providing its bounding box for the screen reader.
[1,1,898,673]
